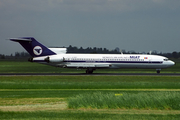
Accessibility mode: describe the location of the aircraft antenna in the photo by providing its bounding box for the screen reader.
[120,50,123,55]
[149,51,152,55]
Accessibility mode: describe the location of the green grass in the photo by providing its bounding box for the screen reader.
[1,111,180,120]
[0,75,180,119]
[0,61,64,73]
[0,76,180,89]
[0,111,180,120]
[68,92,180,110]
[1,89,179,99]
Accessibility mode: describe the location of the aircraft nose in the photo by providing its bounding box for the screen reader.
[170,61,175,66]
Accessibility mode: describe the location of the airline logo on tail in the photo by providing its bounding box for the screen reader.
[33,46,43,56]
[9,37,56,57]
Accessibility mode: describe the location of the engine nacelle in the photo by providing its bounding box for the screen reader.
[44,55,64,63]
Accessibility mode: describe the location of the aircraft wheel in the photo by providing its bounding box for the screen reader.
[90,70,93,74]
[86,69,93,74]
[157,70,160,74]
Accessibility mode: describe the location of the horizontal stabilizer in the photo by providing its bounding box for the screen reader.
[9,38,32,42]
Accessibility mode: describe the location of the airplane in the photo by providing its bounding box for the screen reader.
[9,37,175,74]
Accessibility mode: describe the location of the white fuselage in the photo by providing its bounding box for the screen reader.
[33,54,175,69]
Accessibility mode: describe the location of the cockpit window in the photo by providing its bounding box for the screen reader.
[164,59,168,61]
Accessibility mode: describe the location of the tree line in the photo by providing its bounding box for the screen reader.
[1,45,180,59]
[67,45,180,59]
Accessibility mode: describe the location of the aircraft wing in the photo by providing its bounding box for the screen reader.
[65,63,111,68]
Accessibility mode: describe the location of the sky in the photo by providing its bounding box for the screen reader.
[1,0,180,55]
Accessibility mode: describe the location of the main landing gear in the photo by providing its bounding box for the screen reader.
[156,69,161,74]
[86,68,95,74]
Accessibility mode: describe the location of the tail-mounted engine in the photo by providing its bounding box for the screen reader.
[28,55,64,63]
[44,55,64,63]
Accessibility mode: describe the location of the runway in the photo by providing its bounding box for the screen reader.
[0,73,180,76]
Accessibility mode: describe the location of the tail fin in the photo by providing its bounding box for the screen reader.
[10,37,56,57]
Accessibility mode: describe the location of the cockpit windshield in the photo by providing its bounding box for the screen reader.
[164,59,168,61]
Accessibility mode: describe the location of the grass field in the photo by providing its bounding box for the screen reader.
[0,75,180,120]
[0,60,180,119]
[68,92,180,110]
